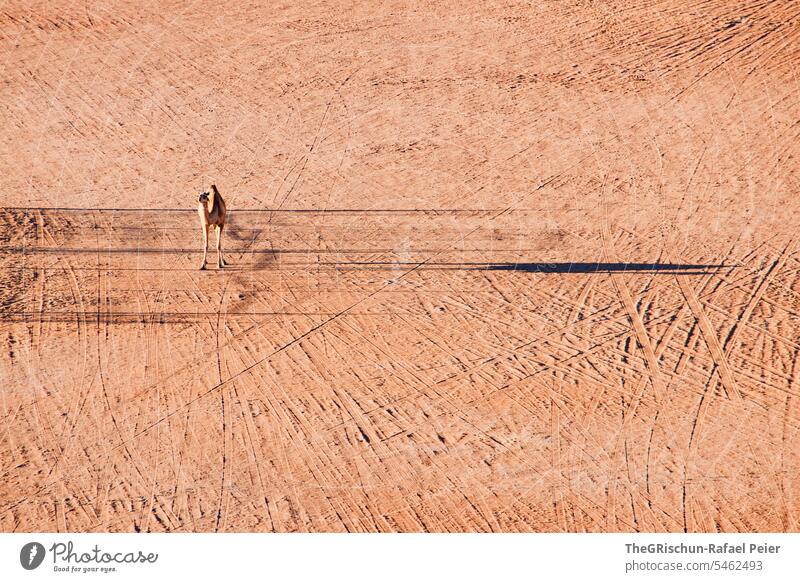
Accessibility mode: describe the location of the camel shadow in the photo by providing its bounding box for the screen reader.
[309,261,727,275]
[224,221,275,270]
[482,262,726,274]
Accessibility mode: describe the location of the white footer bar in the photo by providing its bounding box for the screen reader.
[2,533,798,581]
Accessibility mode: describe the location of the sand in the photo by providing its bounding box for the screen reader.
[1,0,799,532]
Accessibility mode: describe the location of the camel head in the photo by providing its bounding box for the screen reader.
[198,184,218,203]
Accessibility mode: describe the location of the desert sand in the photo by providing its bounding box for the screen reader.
[1,0,799,532]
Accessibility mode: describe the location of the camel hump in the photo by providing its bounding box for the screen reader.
[211,184,225,215]
[207,184,218,214]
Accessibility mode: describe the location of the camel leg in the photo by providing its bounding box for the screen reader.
[221,225,228,266]
[199,225,209,270]
[220,226,228,267]
[216,225,226,268]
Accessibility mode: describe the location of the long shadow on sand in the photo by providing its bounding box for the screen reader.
[481,262,725,274]
[313,261,728,275]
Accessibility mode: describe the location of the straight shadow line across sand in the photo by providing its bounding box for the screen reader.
[1,256,728,275]
[0,311,389,324]
[279,261,727,274]
[0,207,591,214]
[0,247,732,271]
[482,262,725,273]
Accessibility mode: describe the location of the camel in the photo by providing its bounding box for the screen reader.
[197,184,227,270]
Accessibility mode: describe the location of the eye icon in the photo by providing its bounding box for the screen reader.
[20,542,46,570]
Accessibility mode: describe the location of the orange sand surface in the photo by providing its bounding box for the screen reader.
[1,1,799,531]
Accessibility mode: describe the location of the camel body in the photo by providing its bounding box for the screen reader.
[197,184,227,269]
